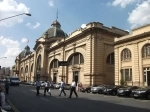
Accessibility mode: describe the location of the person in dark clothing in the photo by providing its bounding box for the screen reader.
[59,79,66,96]
[5,78,10,95]
[68,80,78,98]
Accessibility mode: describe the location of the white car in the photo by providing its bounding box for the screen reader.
[54,83,61,89]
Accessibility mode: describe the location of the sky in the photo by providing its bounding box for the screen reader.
[0,0,150,68]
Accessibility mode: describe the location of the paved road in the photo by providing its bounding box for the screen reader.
[5,84,150,112]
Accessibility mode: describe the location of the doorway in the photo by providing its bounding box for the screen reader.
[73,71,79,85]
[147,71,150,86]
[143,67,150,86]
[53,73,57,83]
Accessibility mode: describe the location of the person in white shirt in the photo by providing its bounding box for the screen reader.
[68,79,78,98]
[35,80,41,96]
[44,79,50,96]
[59,79,66,96]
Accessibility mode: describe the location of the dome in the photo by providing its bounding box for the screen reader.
[19,45,31,58]
[42,20,68,38]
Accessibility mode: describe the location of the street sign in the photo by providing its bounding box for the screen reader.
[59,61,68,66]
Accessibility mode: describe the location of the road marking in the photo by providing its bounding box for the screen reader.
[40,97,49,101]
[7,100,20,112]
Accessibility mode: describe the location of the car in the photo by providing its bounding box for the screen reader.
[9,76,20,86]
[54,83,61,89]
[64,84,71,90]
[103,85,123,96]
[117,86,140,97]
[81,85,97,93]
[91,85,107,94]
[133,87,150,100]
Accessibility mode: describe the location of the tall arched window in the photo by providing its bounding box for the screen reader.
[25,66,28,73]
[50,59,59,68]
[31,64,33,72]
[37,55,41,69]
[106,52,114,64]
[20,67,23,74]
[121,48,131,61]
[68,52,84,65]
[142,44,150,58]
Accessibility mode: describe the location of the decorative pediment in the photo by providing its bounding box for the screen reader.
[51,68,58,72]
[71,65,81,71]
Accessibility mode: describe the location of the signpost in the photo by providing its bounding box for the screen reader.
[59,61,68,66]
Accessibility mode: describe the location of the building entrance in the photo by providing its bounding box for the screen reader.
[143,67,150,86]
[73,71,79,85]
[53,73,57,83]
[147,71,150,86]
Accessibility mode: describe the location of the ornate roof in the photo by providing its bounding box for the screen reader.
[19,45,31,58]
[42,20,68,38]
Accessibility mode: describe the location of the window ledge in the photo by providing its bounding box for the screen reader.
[121,60,131,62]
[142,57,150,60]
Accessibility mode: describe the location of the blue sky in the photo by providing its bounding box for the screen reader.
[0,0,150,67]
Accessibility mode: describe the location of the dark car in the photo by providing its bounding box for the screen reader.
[117,86,140,97]
[133,87,150,100]
[103,85,123,96]
[81,85,97,93]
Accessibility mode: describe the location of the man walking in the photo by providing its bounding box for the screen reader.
[59,79,66,96]
[68,79,78,98]
[44,79,50,96]
[35,80,41,96]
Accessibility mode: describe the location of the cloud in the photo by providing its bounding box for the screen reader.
[0,0,30,27]
[49,0,54,7]
[109,0,138,8]
[21,38,28,43]
[128,0,150,29]
[81,24,86,28]
[26,22,41,29]
[0,36,22,67]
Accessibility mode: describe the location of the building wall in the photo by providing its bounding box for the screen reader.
[13,22,128,85]
[115,24,150,86]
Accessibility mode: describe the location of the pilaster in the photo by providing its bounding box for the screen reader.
[114,48,119,85]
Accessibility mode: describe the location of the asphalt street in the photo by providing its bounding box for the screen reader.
[5,85,150,112]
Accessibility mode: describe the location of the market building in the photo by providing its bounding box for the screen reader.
[114,24,150,86]
[12,19,128,86]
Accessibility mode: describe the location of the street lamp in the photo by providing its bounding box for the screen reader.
[0,13,31,21]
[0,57,7,59]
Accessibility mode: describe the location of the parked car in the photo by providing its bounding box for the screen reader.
[103,85,123,96]
[117,86,140,97]
[133,87,150,100]
[81,85,97,93]
[64,84,71,90]
[91,85,108,94]
[54,83,61,89]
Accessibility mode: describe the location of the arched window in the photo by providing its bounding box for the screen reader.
[37,55,41,70]
[68,53,84,65]
[31,64,33,72]
[121,48,131,61]
[142,44,150,58]
[20,67,23,74]
[106,52,114,64]
[25,66,28,73]
[50,59,59,68]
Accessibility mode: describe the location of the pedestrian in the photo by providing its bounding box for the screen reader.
[35,79,41,96]
[68,79,78,98]
[59,79,66,96]
[43,79,50,96]
[5,78,10,95]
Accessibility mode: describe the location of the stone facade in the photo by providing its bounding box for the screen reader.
[12,21,128,86]
[114,24,150,87]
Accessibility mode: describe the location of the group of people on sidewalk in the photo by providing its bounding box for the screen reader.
[35,79,78,98]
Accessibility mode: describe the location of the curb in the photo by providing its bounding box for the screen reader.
[7,100,19,112]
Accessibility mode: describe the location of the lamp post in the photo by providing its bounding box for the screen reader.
[0,13,31,21]
[0,57,7,59]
